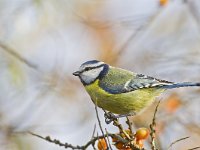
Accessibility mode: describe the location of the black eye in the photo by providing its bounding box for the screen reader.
[85,68,90,71]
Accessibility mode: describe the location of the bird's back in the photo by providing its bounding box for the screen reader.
[99,66,135,94]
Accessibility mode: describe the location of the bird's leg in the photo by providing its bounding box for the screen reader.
[103,110,135,124]
[104,111,117,124]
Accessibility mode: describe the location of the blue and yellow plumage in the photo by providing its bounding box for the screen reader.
[73,60,200,115]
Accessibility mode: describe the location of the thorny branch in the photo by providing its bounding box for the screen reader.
[29,131,114,150]
[29,131,139,150]
[103,111,143,150]
[149,100,161,150]
[28,109,142,150]
[29,99,199,150]
[126,117,134,139]
[103,111,132,140]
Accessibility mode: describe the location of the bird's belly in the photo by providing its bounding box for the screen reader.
[85,82,164,115]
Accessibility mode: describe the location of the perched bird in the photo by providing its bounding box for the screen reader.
[73,60,200,116]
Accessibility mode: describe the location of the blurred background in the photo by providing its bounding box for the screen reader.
[0,0,200,149]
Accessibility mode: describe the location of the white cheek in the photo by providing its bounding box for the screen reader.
[80,67,103,84]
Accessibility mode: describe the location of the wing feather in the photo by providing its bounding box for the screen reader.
[99,67,174,94]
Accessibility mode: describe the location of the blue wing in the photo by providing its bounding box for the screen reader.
[99,67,173,94]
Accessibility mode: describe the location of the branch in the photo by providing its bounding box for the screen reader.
[149,100,161,150]
[187,147,200,150]
[103,111,144,150]
[126,117,134,139]
[103,111,132,140]
[167,136,190,150]
[0,42,38,70]
[94,103,109,150]
[29,131,114,150]
[105,128,113,150]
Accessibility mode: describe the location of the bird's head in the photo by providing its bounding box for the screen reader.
[73,60,109,85]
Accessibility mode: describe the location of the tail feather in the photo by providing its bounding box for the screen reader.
[162,82,200,89]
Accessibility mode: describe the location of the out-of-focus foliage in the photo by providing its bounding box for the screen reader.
[0,0,200,149]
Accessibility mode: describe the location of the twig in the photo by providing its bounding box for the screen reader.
[188,147,200,150]
[29,130,143,150]
[114,119,132,140]
[0,42,38,70]
[167,136,190,150]
[91,124,97,149]
[29,131,114,150]
[94,103,109,150]
[102,111,141,149]
[29,132,83,149]
[126,117,134,139]
[105,128,113,150]
[103,111,132,141]
[92,142,96,150]
[91,124,96,139]
[149,100,161,150]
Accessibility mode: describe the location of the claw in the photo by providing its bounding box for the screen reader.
[104,111,136,124]
[104,112,117,124]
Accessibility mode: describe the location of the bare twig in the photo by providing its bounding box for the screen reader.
[105,128,113,150]
[91,124,96,139]
[29,130,145,150]
[29,132,83,149]
[91,142,96,150]
[0,42,38,70]
[91,124,97,149]
[167,136,190,150]
[188,147,200,150]
[94,104,109,150]
[29,131,114,150]
[149,100,161,150]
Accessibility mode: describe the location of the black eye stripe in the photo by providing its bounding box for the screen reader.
[83,64,104,72]
[84,67,90,71]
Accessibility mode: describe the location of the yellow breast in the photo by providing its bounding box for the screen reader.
[85,80,164,115]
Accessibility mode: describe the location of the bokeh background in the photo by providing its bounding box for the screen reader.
[0,0,200,149]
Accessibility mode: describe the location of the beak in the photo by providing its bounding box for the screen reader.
[73,71,80,76]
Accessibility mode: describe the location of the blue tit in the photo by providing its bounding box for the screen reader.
[73,60,200,115]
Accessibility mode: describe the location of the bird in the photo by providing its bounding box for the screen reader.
[73,60,200,116]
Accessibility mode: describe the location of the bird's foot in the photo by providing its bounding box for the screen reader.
[104,111,135,124]
[104,112,117,124]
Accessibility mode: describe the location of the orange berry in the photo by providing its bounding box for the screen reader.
[115,142,131,150]
[97,138,107,150]
[165,94,181,113]
[136,140,144,149]
[159,0,168,6]
[115,142,125,149]
[135,128,149,141]
[112,136,118,142]
[112,130,131,142]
